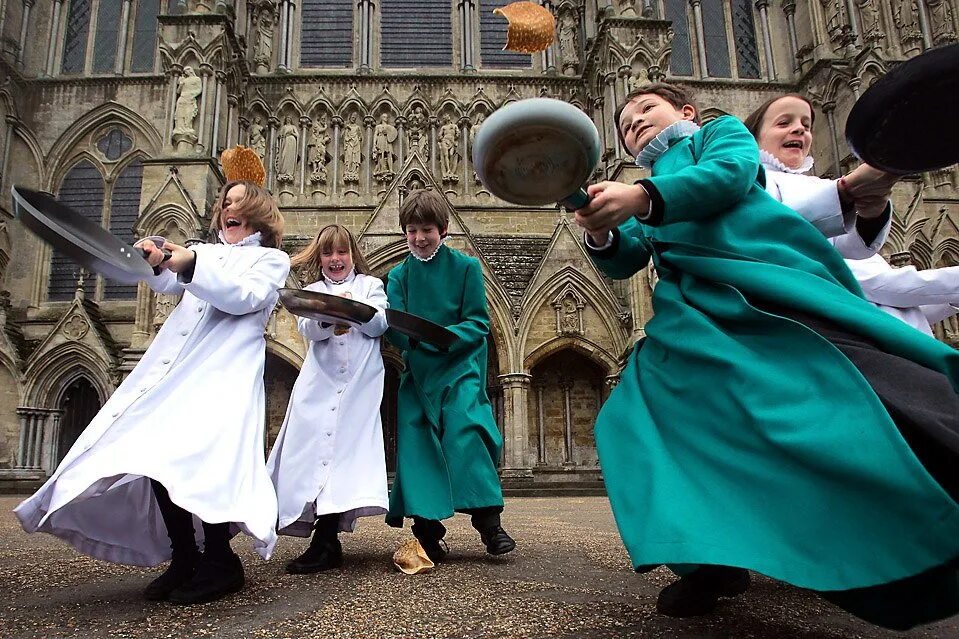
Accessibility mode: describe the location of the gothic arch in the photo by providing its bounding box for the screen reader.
[266,339,304,370]
[134,203,202,241]
[10,126,45,187]
[45,102,163,173]
[934,238,959,266]
[274,95,305,119]
[49,153,106,196]
[23,342,113,409]
[524,335,617,375]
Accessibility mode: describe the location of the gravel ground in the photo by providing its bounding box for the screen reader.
[1,496,956,639]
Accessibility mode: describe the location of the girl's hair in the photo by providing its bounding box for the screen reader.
[614,82,701,152]
[398,189,450,233]
[210,180,285,248]
[743,93,816,140]
[290,224,370,281]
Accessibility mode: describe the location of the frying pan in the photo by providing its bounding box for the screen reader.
[846,43,959,174]
[11,186,170,282]
[278,288,377,325]
[472,98,601,210]
[386,309,456,352]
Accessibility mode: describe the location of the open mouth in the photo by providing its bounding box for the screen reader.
[328,263,345,272]
[782,140,804,151]
[225,216,242,228]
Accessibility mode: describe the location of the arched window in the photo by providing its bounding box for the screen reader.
[300,0,354,67]
[61,0,93,74]
[382,0,452,67]
[131,0,161,73]
[104,159,144,300]
[663,0,693,76]
[61,0,161,75]
[49,161,104,300]
[479,0,532,69]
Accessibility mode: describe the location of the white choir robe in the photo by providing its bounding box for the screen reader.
[15,238,290,566]
[267,271,389,537]
[845,254,959,336]
[762,165,892,259]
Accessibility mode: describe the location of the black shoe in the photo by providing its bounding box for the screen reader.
[143,552,200,601]
[656,566,750,617]
[479,525,516,555]
[286,538,344,574]
[411,519,449,563]
[168,552,245,605]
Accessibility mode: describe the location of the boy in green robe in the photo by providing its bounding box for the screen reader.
[384,189,515,561]
[575,83,959,630]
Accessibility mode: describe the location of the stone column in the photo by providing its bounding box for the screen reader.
[560,376,575,466]
[429,116,439,179]
[277,0,290,71]
[689,0,708,76]
[533,380,547,466]
[843,0,861,43]
[226,95,238,147]
[44,410,62,472]
[605,75,619,160]
[823,101,843,177]
[541,0,556,74]
[458,0,476,72]
[211,71,226,157]
[358,0,372,72]
[364,114,374,193]
[755,0,775,79]
[45,0,63,75]
[267,115,280,191]
[1,115,14,192]
[115,0,133,73]
[284,1,296,70]
[781,0,799,72]
[918,0,934,50]
[17,0,34,67]
[15,410,29,468]
[459,115,471,186]
[238,114,250,145]
[499,373,533,478]
[298,115,311,194]
[331,115,342,196]
[395,115,406,168]
[197,64,213,154]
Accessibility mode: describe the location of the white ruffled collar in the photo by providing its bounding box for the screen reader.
[409,237,446,263]
[635,120,701,168]
[759,149,814,175]
[324,268,356,285]
[217,230,263,247]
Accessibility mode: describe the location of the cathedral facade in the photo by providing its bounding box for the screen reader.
[0,0,957,490]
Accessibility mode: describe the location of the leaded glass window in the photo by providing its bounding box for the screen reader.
[49,161,104,300]
[131,0,161,72]
[62,0,93,75]
[664,0,692,76]
[92,0,123,73]
[104,160,143,300]
[731,0,761,79]
[480,0,533,69]
[382,0,452,67]
[96,128,134,161]
[300,0,353,68]
[701,0,731,78]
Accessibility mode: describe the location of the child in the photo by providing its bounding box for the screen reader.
[747,93,959,336]
[384,189,515,561]
[743,93,898,259]
[15,180,290,605]
[267,224,389,574]
[575,83,959,630]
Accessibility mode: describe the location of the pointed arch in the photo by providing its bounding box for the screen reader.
[23,342,113,408]
[524,335,617,375]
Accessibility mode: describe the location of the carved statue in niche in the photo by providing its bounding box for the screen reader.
[253,5,275,74]
[559,13,579,67]
[469,113,485,183]
[308,116,331,184]
[154,294,178,330]
[928,0,957,44]
[407,174,425,191]
[249,116,267,161]
[896,0,924,53]
[172,66,202,141]
[342,112,363,184]
[553,290,583,335]
[438,115,460,182]
[858,0,883,41]
[407,106,429,159]
[373,114,398,182]
[275,115,299,184]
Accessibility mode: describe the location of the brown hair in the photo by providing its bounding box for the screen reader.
[398,189,450,234]
[614,82,701,153]
[210,180,285,248]
[290,224,370,282]
[743,93,816,140]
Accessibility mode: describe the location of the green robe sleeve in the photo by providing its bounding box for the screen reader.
[385,264,414,351]
[586,218,653,280]
[428,257,490,356]
[643,116,761,225]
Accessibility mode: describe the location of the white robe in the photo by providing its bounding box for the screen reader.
[762,166,891,259]
[267,271,389,536]
[15,238,290,566]
[845,254,959,336]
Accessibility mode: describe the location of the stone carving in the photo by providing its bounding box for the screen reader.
[373,114,398,183]
[308,116,331,184]
[559,13,579,71]
[438,115,460,182]
[858,0,884,44]
[407,106,429,159]
[616,0,637,17]
[172,66,202,147]
[552,289,584,336]
[249,116,267,162]
[275,115,299,184]
[469,113,485,183]
[62,314,89,341]
[342,113,363,184]
[928,0,958,45]
[154,295,177,330]
[253,4,275,74]
[896,0,924,53]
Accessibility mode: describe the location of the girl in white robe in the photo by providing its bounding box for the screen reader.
[15,181,289,605]
[267,224,389,574]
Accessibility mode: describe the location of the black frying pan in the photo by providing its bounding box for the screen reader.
[846,43,959,174]
[11,186,170,282]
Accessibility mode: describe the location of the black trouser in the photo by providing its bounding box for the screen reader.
[412,506,503,541]
[151,479,232,558]
[310,513,340,545]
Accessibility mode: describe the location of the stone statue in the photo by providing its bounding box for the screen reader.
[559,13,579,66]
[373,113,398,182]
[407,106,429,159]
[308,116,331,184]
[172,66,202,138]
[858,0,883,41]
[249,116,267,161]
[896,0,923,52]
[275,116,299,184]
[253,6,275,74]
[438,115,460,182]
[469,113,485,183]
[928,0,957,44]
[342,112,362,183]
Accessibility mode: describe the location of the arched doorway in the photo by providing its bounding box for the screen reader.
[57,377,101,464]
[0,363,18,468]
[264,353,299,450]
[527,349,606,468]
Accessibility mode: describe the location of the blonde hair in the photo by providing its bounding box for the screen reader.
[210,180,285,248]
[290,224,370,282]
[398,189,450,233]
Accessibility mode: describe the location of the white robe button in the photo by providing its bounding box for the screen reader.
[162,359,170,365]
[326,431,332,437]
[322,461,329,466]
[331,406,336,412]
[181,330,188,336]
[112,412,120,418]
[336,388,343,394]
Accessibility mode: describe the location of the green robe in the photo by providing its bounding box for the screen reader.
[385,245,504,525]
[590,116,959,627]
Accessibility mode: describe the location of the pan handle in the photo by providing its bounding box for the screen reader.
[559,188,590,211]
[139,247,173,276]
